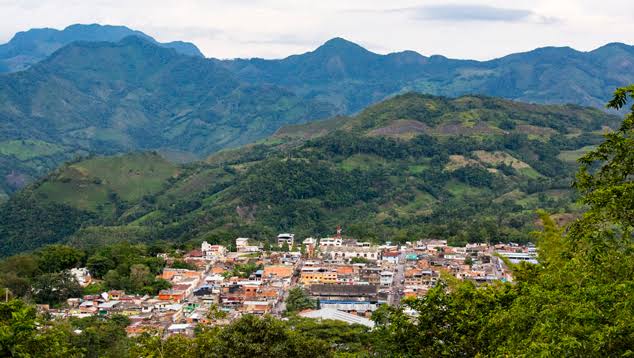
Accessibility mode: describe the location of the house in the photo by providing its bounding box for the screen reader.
[382,251,400,265]
[158,290,186,302]
[236,238,260,252]
[202,242,227,259]
[167,323,194,337]
[319,237,342,247]
[277,233,295,247]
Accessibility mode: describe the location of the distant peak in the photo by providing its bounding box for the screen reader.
[314,37,374,55]
[591,42,633,53]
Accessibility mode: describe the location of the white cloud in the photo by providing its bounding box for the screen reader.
[0,0,632,60]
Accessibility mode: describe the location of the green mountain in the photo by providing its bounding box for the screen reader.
[0,36,335,197]
[0,93,620,255]
[0,24,203,73]
[1,27,633,199]
[223,38,634,112]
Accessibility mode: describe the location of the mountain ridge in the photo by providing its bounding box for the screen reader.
[0,23,203,73]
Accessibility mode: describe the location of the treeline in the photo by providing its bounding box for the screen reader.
[0,243,172,306]
[0,301,374,357]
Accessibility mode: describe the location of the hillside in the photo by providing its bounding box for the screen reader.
[0,23,202,73]
[0,93,620,255]
[0,36,335,197]
[223,38,634,112]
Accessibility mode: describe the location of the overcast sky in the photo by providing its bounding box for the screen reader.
[0,0,632,60]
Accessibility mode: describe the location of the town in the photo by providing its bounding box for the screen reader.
[41,228,537,338]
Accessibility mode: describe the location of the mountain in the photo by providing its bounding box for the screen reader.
[0,36,335,197]
[222,38,634,112]
[0,24,203,73]
[1,29,632,199]
[0,93,620,255]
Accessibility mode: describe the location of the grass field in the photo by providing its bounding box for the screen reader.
[34,152,178,212]
[557,146,597,163]
[0,140,67,160]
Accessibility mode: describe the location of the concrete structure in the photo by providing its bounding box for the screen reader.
[300,308,375,328]
[319,237,343,247]
[322,245,381,262]
[277,233,295,247]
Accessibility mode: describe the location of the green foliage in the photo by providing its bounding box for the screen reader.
[285,287,317,313]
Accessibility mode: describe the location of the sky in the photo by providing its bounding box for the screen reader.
[0,0,632,60]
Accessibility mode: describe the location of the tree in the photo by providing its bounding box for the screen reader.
[285,287,317,313]
[207,314,329,358]
[129,264,152,292]
[32,271,82,306]
[86,254,115,279]
[36,245,84,273]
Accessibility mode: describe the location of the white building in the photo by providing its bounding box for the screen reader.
[201,241,227,259]
[322,245,381,262]
[380,271,394,287]
[319,237,343,247]
[277,233,295,247]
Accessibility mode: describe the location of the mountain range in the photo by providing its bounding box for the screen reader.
[0,93,620,255]
[0,24,202,73]
[0,24,633,200]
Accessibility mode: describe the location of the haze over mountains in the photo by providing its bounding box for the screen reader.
[0,24,633,198]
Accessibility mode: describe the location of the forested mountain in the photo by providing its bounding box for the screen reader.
[0,24,202,73]
[0,26,633,201]
[223,38,634,112]
[0,93,620,255]
[0,36,335,199]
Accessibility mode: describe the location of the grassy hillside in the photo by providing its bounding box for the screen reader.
[0,94,621,255]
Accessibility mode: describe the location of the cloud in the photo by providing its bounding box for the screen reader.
[411,4,559,24]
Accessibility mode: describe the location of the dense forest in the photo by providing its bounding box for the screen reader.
[1,85,633,357]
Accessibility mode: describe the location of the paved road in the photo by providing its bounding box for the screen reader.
[388,251,407,306]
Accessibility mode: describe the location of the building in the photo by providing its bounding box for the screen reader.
[300,267,338,285]
[308,284,384,315]
[380,271,394,287]
[236,238,250,250]
[382,251,400,265]
[277,233,295,247]
[236,238,260,253]
[319,237,343,247]
[158,290,186,302]
[497,251,538,264]
[201,242,227,259]
[322,245,381,262]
